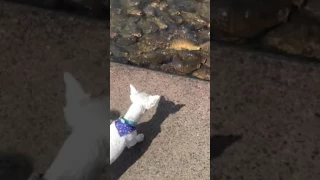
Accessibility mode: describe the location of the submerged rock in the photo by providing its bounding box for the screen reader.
[262,12,320,59]
[110,0,210,81]
[304,0,320,20]
[192,66,210,81]
[211,0,292,42]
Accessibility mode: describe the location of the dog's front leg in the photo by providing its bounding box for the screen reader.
[136,133,144,143]
[125,131,144,148]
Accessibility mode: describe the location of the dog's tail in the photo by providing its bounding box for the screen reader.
[0,152,34,180]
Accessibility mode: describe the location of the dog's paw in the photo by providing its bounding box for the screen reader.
[137,134,144,142]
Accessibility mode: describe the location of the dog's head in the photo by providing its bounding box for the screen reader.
[129,84,160,112]
[63,72,109,131]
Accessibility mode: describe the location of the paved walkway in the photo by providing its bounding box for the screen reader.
[110,63,210,180]
[211,44,320,180]
[0,0,108,176]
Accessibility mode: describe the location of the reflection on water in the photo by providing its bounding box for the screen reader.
[110,0,210,81]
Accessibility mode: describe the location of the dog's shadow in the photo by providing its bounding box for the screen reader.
[110,109,121,121]
[210,135,242,160]
[110,97,185,179]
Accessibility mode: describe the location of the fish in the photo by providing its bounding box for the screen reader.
[169,39,201,50]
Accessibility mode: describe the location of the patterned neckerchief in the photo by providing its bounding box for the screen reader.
[115,118,136,137]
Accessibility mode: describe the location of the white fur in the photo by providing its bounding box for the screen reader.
[43,72,109,180]
[110,85,160,164]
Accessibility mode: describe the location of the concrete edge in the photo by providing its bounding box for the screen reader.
[110,62,210,85]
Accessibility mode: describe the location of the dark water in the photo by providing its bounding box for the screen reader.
[110,0,210,81]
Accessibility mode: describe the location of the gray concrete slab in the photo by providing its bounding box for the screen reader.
[0,0,108,175]
[211,44,320,180]
[110,63,210,180]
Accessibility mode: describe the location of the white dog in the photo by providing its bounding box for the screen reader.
[0,73,159,180]
[43,72,110,180]
[110,85,160,164]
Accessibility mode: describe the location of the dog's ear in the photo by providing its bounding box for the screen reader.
[64,72,88,104]
[145,95,161,109]
[130,84,138,95]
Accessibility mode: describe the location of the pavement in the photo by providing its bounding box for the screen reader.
[0,0,108,176]
[110,63,210,180]
[211,44,320,180]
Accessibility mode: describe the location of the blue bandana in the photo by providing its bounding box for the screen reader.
[115,118,136,137]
